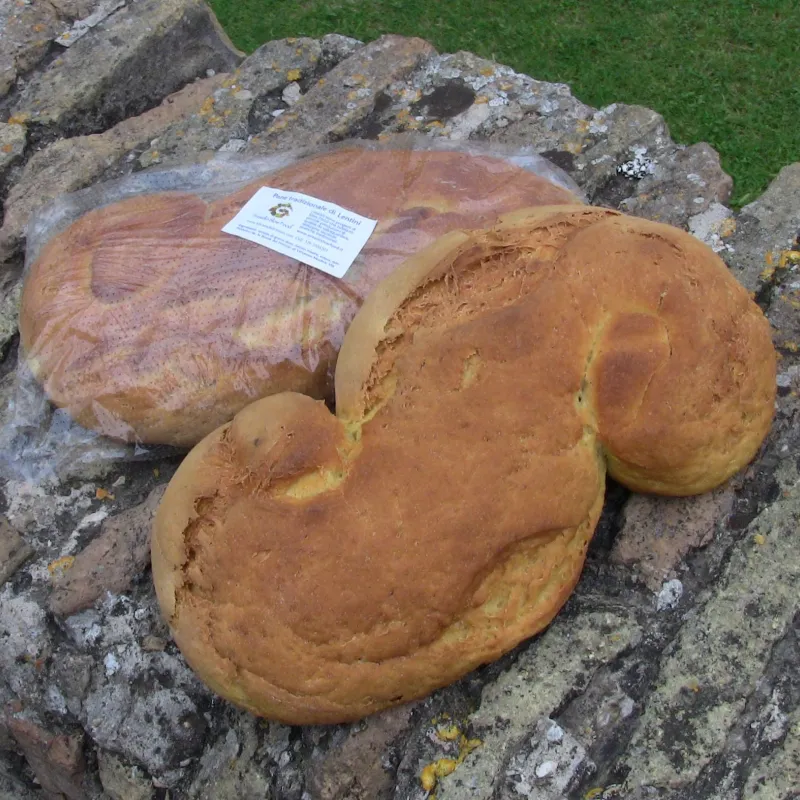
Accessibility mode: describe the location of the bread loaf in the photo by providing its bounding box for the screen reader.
[151,206,776,724]
[19,148,579,447]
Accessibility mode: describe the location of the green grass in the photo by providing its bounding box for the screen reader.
[208,0,800,208]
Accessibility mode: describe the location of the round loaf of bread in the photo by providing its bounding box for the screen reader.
[18,147,580,447]
[151,206,776,724]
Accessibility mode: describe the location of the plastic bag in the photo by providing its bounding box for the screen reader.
[1,134,585,482]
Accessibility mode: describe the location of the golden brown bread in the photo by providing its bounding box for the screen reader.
[18,147,579,447]
[151,206,776,725]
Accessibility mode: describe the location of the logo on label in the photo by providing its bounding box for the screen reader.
[269,202,293,219]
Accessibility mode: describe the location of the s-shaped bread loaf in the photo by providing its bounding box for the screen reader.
[18,147,579,447]
[151,206,776,725]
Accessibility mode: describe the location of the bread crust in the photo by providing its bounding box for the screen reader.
[151,206,776,724]
[19,148,579,447]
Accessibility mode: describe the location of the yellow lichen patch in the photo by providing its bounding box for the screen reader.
[47,556,75,578]
[753,533,766,546]
[576,119,591,134]
[585,789,606,800]
[778,250,800,268]
[7,113,29,125]
[419,726,482,794]
[759,266,776,282]
[685,678,701,693]
[286,68,302,82]
[420,759,458,792]
[153,468,160,478]
[564,140,584,155]
[1,144,12,153]
[95,488,115,501]
[474,95,489,105]
[718,217,736,237]
[199,96,215,116]
[480,67,495,76]
[784,341,799,353]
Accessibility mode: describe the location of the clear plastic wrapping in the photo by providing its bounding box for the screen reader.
[1,135,585,482]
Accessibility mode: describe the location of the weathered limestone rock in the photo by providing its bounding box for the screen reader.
[97,750,155,800]
[0,73,226,262]
[612,484,734,590]
[307,706,414,800]
[727,163,800,293]
[622,480,800,790]
[49,486,166,616]
[435,611,641,799]
[133,36,325,170]
[0,515,34,587]
[247,34,437,153]
[6,0,242,138]
[5,717,86,800]
[0,0,63,99]
[0,263,21,354]
[0,121,26,180]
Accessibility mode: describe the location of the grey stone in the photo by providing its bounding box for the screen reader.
[307,705,413,800]
[6,716,86,800]
[0,73,226,264]
[368,50,593,144]
[133,37,323,170]
[436,611,641,799]
[8,0,242,137]
[622,477,800,790]
[501,719,593,800]
[727,163,800,293]
[97,750,155,800]
[247,34,437,153]
[0,0,63,98]
[187,715,272,800]
[743,706,800,800]
[319,33,364,69]
[0,121,26,180]
[619,141,733,226]
[0,274,20,355]
[0,514,34,587]
[612,484,734,590]
[49,485,166,616]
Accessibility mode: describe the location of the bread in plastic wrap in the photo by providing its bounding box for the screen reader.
[17,139,583,451]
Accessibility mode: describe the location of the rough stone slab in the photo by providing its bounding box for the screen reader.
[134,36,323,170]
[727,163,800,293]
[619,141,733,226]
[622,477,800,790]
[743,706,800,799]
[186,714,271,800]
[360,50,594,144]
[436,610,641,799]
[49,485,166,616]
[7,716,86,799]
[0,272,21,354]
[612,484,733,590]
[98,750,155,800]
[307,705,413,799]
[0,73,225,262]
[8,0,242,137]
[247,34,437,153]
[0,0,63,99]
[0,121,26,179]
[0,514,34,587]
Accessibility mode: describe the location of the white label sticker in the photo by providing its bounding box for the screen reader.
[221,187,378,279]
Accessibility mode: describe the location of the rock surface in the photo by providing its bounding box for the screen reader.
[0,8,798,800]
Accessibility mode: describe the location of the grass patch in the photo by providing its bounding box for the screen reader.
[209,0,799,207]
